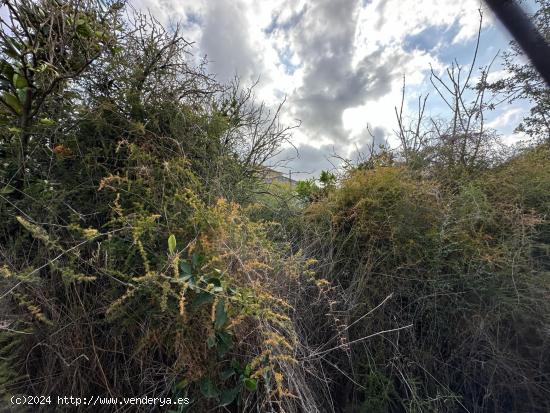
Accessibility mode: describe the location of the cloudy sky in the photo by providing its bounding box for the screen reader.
[133,0,533,179]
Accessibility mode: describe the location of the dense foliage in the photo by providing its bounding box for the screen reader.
[0,1,549,412]
[301,148,550,412]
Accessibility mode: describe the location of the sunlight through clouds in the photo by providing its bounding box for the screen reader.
[131,0,521,176]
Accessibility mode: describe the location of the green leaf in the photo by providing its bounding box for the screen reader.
[216,331,233,356]
[192,292,213,308]
[168,234,176,254]
[219,386,240,406]
[13,73,27,89]
[199,378,219,399]
[220,368,235,381]
[214,299,227,330]
[231,359,241,372]
[39,118,55,126]
[2,92,22,114]
[191,252,204,267]
[76,21,93,37]
[243,378,257,392]
[0,186,15,195]
[180,260,192,275]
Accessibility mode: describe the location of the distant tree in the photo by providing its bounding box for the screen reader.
[295,178,319,202]
[394,10,503,183]
[489,0,550,141]
[319,170,336,188]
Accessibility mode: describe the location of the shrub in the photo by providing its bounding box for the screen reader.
[302,155,550,412]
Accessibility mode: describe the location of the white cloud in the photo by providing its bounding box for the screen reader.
[131,0,520,177]
[487,107,524,130]
[353,0,485,58]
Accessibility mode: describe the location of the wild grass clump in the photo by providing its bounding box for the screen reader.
[300,146,550,412]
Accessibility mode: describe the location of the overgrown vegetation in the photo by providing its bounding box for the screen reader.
[0,0,549,412]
